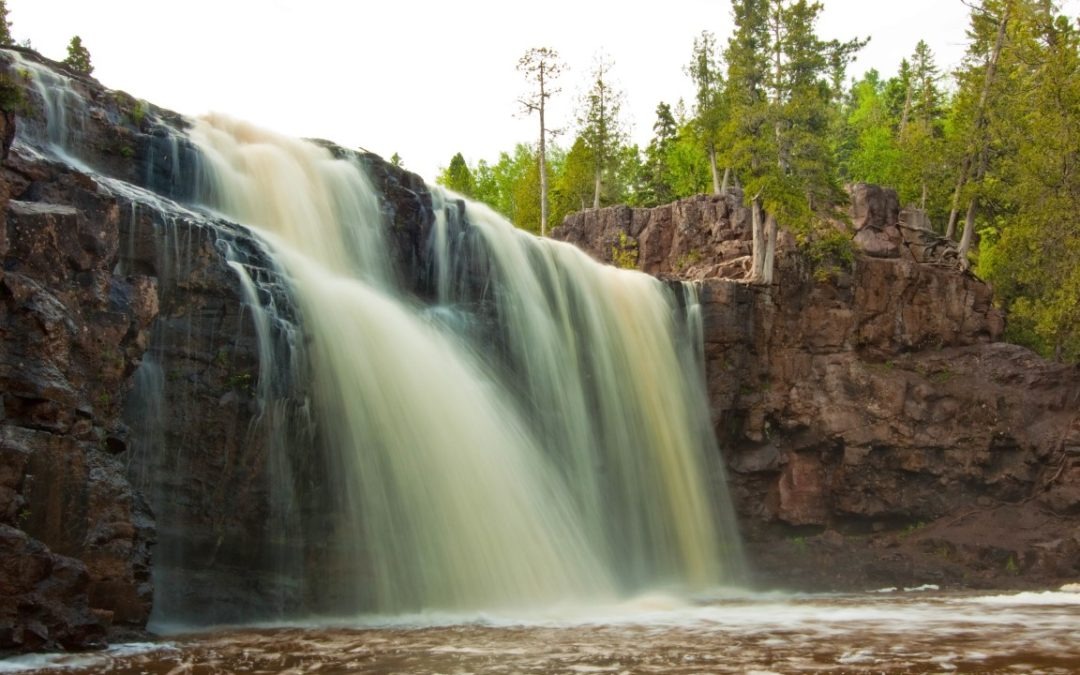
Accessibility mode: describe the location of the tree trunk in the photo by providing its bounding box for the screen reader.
[720,167,731,194]
[958,198,978,271]
[538,67,548,237]
[593,168,602,209]
[920,182,928,212]
[949,2,1011,242]
[945,156,970,240]
[762,213,778,285]
[708,145,721,195]
[750,198,765,283]
[899,83,912,137]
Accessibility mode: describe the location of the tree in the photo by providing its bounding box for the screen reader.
[639,102,680,206]
[687,30,728,193]
[517,47,564,237]
[390,152,404,168]
[578,54,626,209]
[0,1,13,46]
[952,0,1013,266]
[977,7,1080,361]
[551,136,595,221]
[723,0,865,284]
[437,152,475,197]
[63,35,94,76]
[842,70,903,187]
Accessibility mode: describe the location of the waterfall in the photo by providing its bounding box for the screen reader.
[186,115,743,614]
[3,48,743,618]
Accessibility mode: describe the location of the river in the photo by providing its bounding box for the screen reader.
[3,587,1078,674]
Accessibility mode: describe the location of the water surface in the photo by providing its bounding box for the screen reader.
[4,589,1078,674]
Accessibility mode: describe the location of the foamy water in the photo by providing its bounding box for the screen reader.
[4,588,1078,674]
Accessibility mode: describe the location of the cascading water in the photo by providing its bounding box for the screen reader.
[186,115,743,613]
[4,48,743,621]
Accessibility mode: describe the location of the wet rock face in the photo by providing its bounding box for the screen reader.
[0,156,157,649]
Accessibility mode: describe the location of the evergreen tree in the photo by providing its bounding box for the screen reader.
[950,0,1015,264]
[578,54,626,209]
[724,0,865,283]
[552,136,596,219]
[639,102,679,206]
[63,35,94,75]
[0,1,13,47]
[687,30,728,193]
[977,7,1080,361]
[437,152,475,197]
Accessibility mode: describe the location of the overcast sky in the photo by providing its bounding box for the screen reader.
[9,1,1079,181]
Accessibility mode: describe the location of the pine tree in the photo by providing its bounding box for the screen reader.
[639,102,679,206]
[951,0,1014,265]
[977,6,1080,361]
[687,30,727,193]
[578,55,626,209]
[437,153,475,197]
[63,35,94,75]
[724,0,865,284]
[0,1,13,47]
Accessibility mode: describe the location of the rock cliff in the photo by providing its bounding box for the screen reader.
[553,189,1080,590]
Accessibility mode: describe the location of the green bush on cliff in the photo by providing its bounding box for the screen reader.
[611,232,639,270]
[0,72,25,114]
[799,228,855,282]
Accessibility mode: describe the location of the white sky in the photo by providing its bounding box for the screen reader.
[9,0,1079,181]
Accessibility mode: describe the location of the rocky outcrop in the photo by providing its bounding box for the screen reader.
[0,148,157,648]
[553,189,1080,590]
[2,48,453,639]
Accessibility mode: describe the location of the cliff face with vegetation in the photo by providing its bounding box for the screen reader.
[1,48,1077,652]
[554,190,1080,589]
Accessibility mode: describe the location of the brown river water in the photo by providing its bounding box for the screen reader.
[3,588,1078,674]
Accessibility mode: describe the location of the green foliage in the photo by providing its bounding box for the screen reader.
[0,1,13,46]
[437,152,476,197]
[974,4,1080,362]
[551,137,594,222]
[0,71,26,114]
[130,100,147,127]
[637,102,680,206]
[1005,554,1019,575]
[578,54,627,208]
[687,30,727,190]
[799,227,855,282]
[611,232,639,269]
[63,35,94,76]
[389,152,404,168]
[676,249,702,271]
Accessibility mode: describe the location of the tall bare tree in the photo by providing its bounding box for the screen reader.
[518,47,564,236]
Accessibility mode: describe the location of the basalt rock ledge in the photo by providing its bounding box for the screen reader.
[553,187,1080,591]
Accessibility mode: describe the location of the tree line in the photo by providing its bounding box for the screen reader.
[436,0,1079,363]
[0,1,95,74]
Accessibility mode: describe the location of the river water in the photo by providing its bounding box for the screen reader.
[3,588,1078,674]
